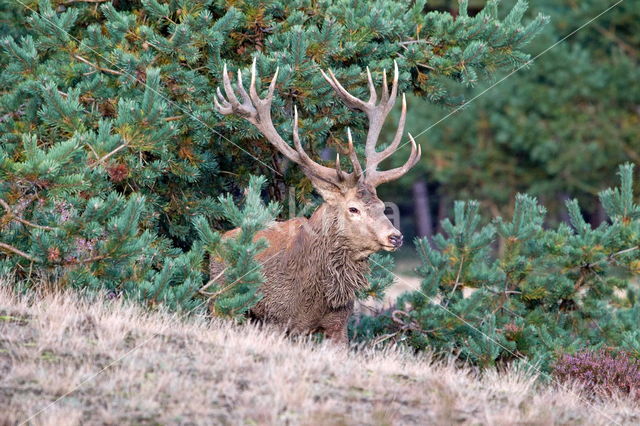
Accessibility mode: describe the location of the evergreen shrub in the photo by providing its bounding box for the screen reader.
[354,164,640,371]
[0,0,545,316]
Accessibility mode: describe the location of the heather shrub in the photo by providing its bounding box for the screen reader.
[553,350,640,401]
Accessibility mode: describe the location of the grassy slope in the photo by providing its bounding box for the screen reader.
[1,288,639,426]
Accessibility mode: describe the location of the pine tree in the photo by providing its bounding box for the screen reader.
[355,164,640,370]
[393,0,640,229]
[0,0,546,313]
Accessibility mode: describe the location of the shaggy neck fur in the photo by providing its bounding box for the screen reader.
[288,204,371,308]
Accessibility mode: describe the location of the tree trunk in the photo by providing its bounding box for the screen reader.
[590,203,607,228]
[559,193,572,224]
[436,192,449,235]
[412,179,433,239]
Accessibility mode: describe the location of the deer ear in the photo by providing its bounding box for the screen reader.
[308,175,344,204]
[315,186,341,204]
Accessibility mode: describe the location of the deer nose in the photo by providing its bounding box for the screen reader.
[388,233,403,248]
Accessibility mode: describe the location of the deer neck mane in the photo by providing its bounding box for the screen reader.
[299,203,370,308]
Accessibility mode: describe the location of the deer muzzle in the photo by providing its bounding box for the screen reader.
[387,233,403,249]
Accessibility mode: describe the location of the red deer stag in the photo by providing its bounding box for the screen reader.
[210,59,421,344]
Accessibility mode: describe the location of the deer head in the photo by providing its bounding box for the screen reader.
[214,59,421,257]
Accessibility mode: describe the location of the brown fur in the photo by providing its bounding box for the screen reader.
[210,183,399,344]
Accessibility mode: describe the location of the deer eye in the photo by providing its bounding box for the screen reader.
[348,207,360,214]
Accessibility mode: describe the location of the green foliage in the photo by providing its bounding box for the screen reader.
[355,164,640,370]
[398,0,640,222]
[360,252,396,301]
[0,0,544,310]
[197,175,280,319]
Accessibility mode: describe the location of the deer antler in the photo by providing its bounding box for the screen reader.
[214,59,362,188]
[320,61,421,186]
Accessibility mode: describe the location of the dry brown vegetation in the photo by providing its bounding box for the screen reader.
[1,287,639,426]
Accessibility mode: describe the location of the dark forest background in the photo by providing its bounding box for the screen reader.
[382,0,639,251]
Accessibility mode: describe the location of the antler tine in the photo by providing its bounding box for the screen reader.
[365,60,400,169]
[213,87,232,115]
[249,58,260,105]
[267,66,280,100]
[221,63,241,109]
[215,87,229,107]
[366,133,422,186]
[335,153,345,181]
[346,128,363,179]
[320,62,403,176]
[365,67,377,105]
[380,60,399,106]
[388,60,399,107]
[292,105,315,165]
[381,68,388,103]
[320,69,370,112]
[236,68,251,105]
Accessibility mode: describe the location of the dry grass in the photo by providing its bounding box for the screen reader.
[1,287,639,426]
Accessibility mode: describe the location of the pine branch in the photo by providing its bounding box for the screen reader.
[64,0,110,4]
[201,268,256,302]
[398,39,437,47]
[445,254,465,307]
[372,310,439,346]
[571,245,640,274]
[74,255,109,264]
[0,199,56,231]
[73,54,124,76]
[89,138,130,168]
[198,267,228,295]
[0,104,25,123]
[592,23,638,58]
[0,242,41,263]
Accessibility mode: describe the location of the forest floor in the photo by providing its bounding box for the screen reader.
[2,287,639,425]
